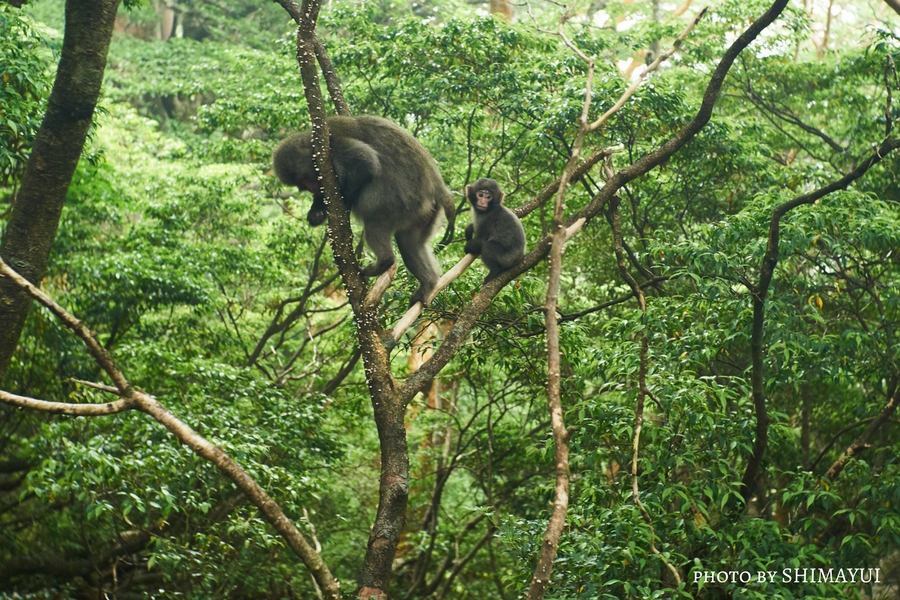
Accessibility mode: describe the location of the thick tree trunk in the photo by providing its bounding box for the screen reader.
[0,0,121,380]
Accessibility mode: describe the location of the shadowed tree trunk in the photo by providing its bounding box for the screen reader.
[0,0,121,380]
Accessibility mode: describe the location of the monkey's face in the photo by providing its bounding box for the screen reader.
[467,178,504,212]
[472,189,494,212]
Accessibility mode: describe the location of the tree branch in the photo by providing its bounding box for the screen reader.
[272,0,348,115]
[401,0,791,407]
[740,135,900,502]
[288,0,406,595]
[824,386,899,480]
[0,257,341,599]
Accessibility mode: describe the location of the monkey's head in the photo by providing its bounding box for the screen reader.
[273,132,320,193]
[466,178,504,213]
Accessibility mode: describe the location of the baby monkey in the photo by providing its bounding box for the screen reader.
[464,178,526,283]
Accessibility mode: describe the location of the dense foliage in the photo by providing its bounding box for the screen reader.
[0,5,57,189]
[1,0,898,598]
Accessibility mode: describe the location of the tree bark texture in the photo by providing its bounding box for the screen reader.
[290,1,404,595]
[0,0,121,380]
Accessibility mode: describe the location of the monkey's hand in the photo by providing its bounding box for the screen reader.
[307,209,327,226]
[464,239,481,256]
[307,194,328,226]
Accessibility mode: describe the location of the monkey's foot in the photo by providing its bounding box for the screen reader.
[408,285,434,308]
[360,257,396,278]
[483,270,504,285]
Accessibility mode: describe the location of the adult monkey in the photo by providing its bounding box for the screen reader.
[273,116,455,306]
[464,178,526,283]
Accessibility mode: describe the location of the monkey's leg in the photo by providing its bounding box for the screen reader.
[396,228,440,306]
[481,242,516,284]
[483,272,500,284]
[360,223,396,278]
[483,262,507,284]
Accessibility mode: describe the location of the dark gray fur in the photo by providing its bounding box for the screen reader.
[464,178,526,284]
[272,116,455,306]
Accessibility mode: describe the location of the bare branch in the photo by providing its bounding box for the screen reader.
[70,378,120,394]
[365,263,398,309]
[740,84,845,154]
[434,525,496,600]
[527,12,595,587]
[314,36,350,116]
[391,255,476,341]
[514,146,621,218]
[809,416,883,471]
[0,389,133,416]
[526,144,579,600]
[271,0,348,114]
[0,258,129,393]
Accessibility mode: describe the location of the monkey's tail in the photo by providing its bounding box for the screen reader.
[436,192,456,251]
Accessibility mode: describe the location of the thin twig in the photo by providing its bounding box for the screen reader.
[610,195,681,586]
[70,378,120,395]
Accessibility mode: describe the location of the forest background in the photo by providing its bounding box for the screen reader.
[1,0,899,597]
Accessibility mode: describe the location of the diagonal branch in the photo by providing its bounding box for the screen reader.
[0,257,342,599]
[824,385,899,481]
[587,8,707,132]
[0,258,129,393]
[741,85,845,154]
[0,389,133,416]
[272,0,349,115]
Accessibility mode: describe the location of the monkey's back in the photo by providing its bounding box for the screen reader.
[478,205,526,271]
[327,116,450,233]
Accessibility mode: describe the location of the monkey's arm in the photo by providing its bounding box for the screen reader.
[463,223,481,255]
[331,137,380,203]
[307,193,328,226]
